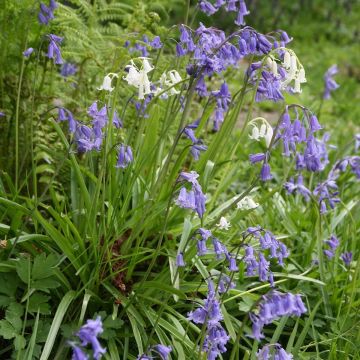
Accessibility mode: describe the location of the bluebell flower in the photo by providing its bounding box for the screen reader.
[284,175,311,201]
[249,291,307,341]
[309,114,322,132]
[249,153,266,164]
[116,145,133,169]
[212,238,228,259]
[257,344,293,360]
[47,34,63,64]
[176,187,196,210]
[244,246,259,276]
[70,344,89,360]
[340,252,352,266]
[153,345,172,360]
[61,62,78,77]
[255,71,284,102]
[23,48,34,58]
[260,163,272,181]
[313,178,340,214]
[76,317,106,360]
[176,252,185,267]
[58,107,77,133]
[150,36,163,49]
[235,0,250,25]
[76,125,95,153]
[228,256,238,272]
[323,65,339,99]
[191,143,208,160]
[199,0,217,15]
[212,82,231,130]
[323,234,339,259]
[38,1,57,25]
[188,281,230,359]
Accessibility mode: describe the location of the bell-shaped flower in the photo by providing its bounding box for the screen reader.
[124,58,154,99]
[98,73,118,92]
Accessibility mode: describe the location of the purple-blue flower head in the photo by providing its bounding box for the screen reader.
[323,65,339,99]
[47,34,63,64]
[61,62,78,77]
[150,36,163,49]
[76,317,106,360]
[176,252,185,267]
[153,344,172,360]
[58,107,77,133]
[250,291,306,341]
[340,252,352,266]
[23,48,34,58]
[260,163,272,181]
[257,343,293,360]
[70,344,89,360]
[116,145,133,169]
[38,1,57,25]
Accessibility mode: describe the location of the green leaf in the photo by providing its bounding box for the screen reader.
[0,272,19,296]
[32,278,60,292]
[6,302,24,332]
[14,334,26,351]
[32,253,58,280]
[28,293,51,315]
[40,290,76,360]
[16,257,32,284]
[0,320,17,339]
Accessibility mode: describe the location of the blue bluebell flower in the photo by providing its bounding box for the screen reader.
[23,48,34,58]
[116,145,133,169]
[340,252,352,266]
[61,62,78,77]
[323,65,339,99]
[249,291,307,341]
[153,345,172,360]
[257,344,293,360]
[38,1,57,25]
[176,252,185,267]
[76,317,106,360]
[47,34,63,64]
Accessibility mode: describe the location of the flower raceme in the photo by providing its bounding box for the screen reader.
[124,58,153,100]
[69,316,106,360]
[176,171,207,218]
[47,34,63,64]
[250,291,307,341]
[38,0,57,25]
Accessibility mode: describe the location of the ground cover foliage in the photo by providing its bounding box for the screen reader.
[0,1,359,359]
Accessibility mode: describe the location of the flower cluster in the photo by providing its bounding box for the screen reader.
[125,35,163,57]
[323,234,339,259]
[70,316,106,360]
[277,107,326,173]
[284,174,311,201]
[38,0,57,25]
[313,156,360,213]
[192,228,238,272]
[47,34,64,64]
[323,65,339,99]
[250,291,307,341]
[176,171,207,218]
[257,343,293,360]
[182,122,208,161]
[61,62,78,77]
[188,281,230,359]
[58,102,123,157]
[340,252,352,267]
[244,227,289,285]
[198,0,250,26]
[137,344,172,360]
